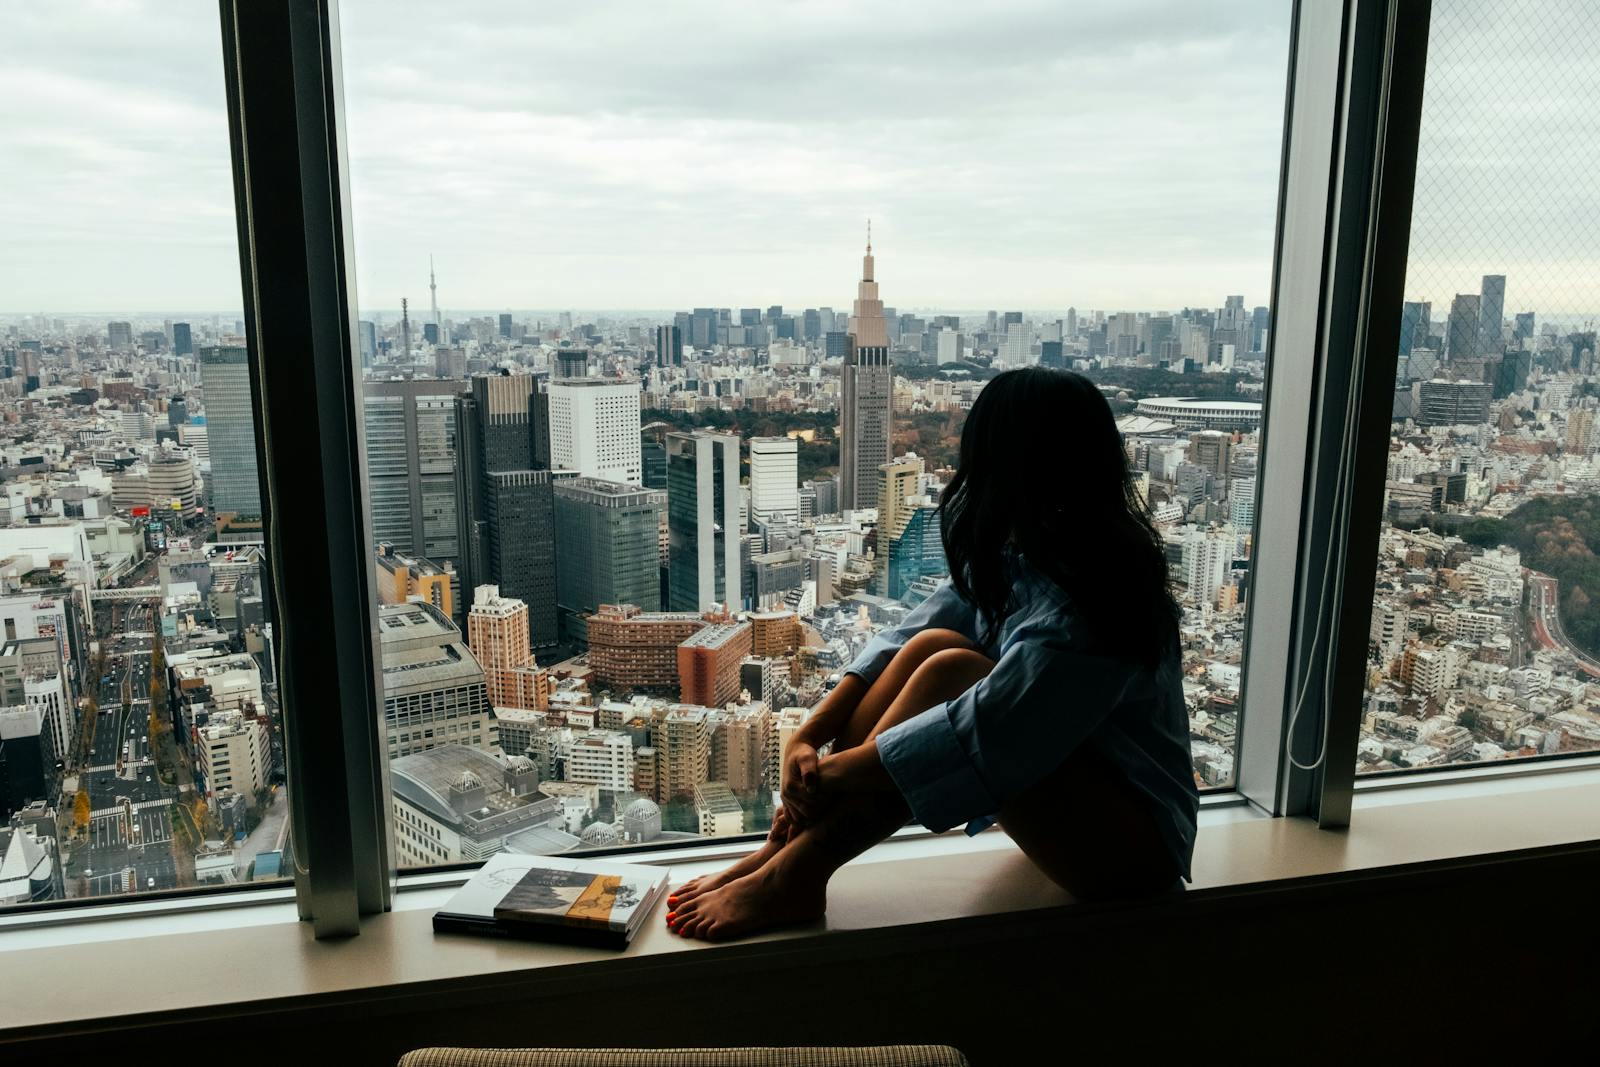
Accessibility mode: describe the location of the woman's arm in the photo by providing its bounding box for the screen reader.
[869,629,1146,832]
[791,672,866,752]
[817,737,896,792]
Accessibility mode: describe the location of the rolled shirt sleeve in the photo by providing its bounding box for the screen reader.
[874,620,1142,833]
[841,578,979,688]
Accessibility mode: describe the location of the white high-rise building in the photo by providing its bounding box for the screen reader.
[936,327,962,365]
[566,730,634,794]
[197,710,269,800]
[1001,322,1029,364]
[1182,526,1232,606]
[1228,476,1256,529]
[748,437,800,530]
[547,377,643,484]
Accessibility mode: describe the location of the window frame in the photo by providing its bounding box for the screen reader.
[219,0,1441,927]
[1236,0,1431,821]
[2,0,1500,933]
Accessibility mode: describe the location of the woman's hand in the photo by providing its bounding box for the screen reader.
[780,740,823,826]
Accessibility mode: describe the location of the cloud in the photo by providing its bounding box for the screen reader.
[5,1,1593,319]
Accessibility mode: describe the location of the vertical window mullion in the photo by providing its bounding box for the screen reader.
[1237,0,1431,820]
[220,0,391,937]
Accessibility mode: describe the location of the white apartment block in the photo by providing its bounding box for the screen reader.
[748,437,800,529]
[169,651,263,715]
[198,710,269,800]
[24,673,72,766]
[548,377,643,484]
[565,730,634,794]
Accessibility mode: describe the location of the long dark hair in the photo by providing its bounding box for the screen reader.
[939,367,1178,668]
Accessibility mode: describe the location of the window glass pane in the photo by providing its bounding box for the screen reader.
[340,1,1291,868]
[1365,0,1600,774]
[0,3,289,909]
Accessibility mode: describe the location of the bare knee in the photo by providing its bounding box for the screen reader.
[908,647,995,695]
[900,627,975,662]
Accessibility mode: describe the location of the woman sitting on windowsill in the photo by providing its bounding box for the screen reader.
[666,368,1200,941]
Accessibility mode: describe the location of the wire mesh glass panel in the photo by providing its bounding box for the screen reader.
[1364,0,1600,774]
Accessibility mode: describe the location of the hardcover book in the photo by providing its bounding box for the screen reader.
[433,852,669,948]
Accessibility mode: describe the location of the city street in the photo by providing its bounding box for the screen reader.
[65,596,183,898]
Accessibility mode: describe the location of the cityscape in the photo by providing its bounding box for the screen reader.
[3,237,1598,908]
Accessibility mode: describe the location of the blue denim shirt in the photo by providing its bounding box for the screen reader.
[845,559,1199,880]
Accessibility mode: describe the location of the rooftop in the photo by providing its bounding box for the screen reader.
[680,621,751,651]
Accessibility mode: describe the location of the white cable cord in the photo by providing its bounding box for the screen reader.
[1283,338,1367,773]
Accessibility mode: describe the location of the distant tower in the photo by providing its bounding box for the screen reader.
[401,297,411,360]
[429,255,441,334]
[840,221,893,511]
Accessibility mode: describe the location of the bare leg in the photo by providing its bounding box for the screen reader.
[668,807,793,907]
[670,648,994,941]
[669,628,975,907]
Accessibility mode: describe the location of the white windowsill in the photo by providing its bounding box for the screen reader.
[1,767,1597,1041]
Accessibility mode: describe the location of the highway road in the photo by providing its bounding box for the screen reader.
[1527,571,1600,678]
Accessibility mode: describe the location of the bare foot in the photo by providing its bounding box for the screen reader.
[668,808,792,910]
[666,856,826,942]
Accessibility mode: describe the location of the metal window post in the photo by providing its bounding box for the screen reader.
[1237,0,1430,821]
[219,0,392,937]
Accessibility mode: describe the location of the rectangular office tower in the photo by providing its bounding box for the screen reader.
[748,436,799,530]
[198,345,262,519]
[655,324,683,367]
[547,376,643,484]
[667,431,741,612]
[553,477,666,622]
[1479,273,1506,356]
[840,232,893,511]
[454,374,559,647]
[363,379,463,566]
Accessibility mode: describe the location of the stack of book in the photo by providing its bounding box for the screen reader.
[433,852,670,948]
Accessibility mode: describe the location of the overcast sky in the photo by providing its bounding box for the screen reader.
[2,2,1595,318]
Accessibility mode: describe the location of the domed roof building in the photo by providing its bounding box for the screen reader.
[621,797,662,843]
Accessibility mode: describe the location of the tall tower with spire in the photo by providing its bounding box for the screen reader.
[429,255,441,333]
[840,221,894,511]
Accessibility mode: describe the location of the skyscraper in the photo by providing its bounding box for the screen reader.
[1446,293,1482,371]
[655,324,683,368]
[748,437,799,530]
[1399,301,1431,357]
[454,374,559,647]
[198,345,262,519]
[172,322,193,356]
[553,477,665,621]
[873,454,924,595]
[667,431,741,612]
[840,227,892,511]
[363,379,463,566]
[1479,274,1506,358]
[466,585,548,711]
[887,503,946,600]
[546,377,642,484]
[107,321,133,349]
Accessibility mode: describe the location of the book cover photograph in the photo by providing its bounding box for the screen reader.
[433,852,669,947]
[493,866,649,932]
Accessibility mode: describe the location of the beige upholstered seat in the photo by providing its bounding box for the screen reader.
[398,1047,969,1067]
